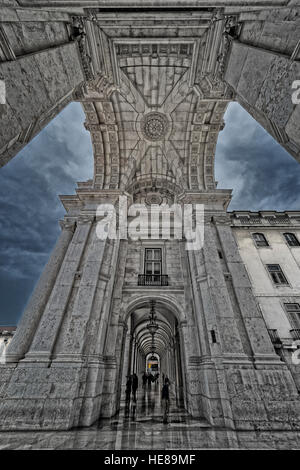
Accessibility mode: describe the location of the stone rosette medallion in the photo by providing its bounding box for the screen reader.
[145,192,163,205]
[140,112,170,141]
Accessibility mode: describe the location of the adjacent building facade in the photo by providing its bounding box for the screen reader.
[232,211,300,390]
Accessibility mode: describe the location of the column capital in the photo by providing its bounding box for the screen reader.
[118,320,128,331]
[59,219,76,232]
[77,214,95,225]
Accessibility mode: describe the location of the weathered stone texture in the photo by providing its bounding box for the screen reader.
[0,3,300,446]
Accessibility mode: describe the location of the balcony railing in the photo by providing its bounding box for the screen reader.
[290,329,300,341]
[138,274,168,286]
[268,329,282,347]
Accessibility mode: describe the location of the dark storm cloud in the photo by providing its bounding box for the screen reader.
[1,101,300,325]
[0,102,93,324]
[216,102,300,211]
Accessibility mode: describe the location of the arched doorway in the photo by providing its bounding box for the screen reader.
[119,299,185,413]
[146,352,160,375]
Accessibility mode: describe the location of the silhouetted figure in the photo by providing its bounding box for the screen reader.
[147,372,152,388]
[142,372,147,388]
[131,400,137,421]
[132,373,138,402]
[125,375,132,405]
[161,379,170,424]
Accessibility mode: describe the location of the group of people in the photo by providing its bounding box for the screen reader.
[125,371,171,423]
[125,373,139,403]
[142,371,160,388]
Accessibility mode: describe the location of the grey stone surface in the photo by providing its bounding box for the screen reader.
[0,2,300,447]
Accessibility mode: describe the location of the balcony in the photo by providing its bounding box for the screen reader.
[138,274,168,287]
[290,329,300,341]
[268,329,282,347]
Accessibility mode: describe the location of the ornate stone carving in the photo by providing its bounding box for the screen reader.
[217,15,242,80]
[59,219,76,232]
[71,16,94,81]
[77,214,95,225]
[145,192,163,206]
[140,112,169,142]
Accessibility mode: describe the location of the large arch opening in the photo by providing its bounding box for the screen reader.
[119,299,185,416]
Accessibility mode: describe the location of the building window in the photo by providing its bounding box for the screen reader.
[138,248,168,286]
[283,233,300,247]
[266,264,288,285]
[253,233,269,247]
[284,303,300,329]
[144,248,162,276]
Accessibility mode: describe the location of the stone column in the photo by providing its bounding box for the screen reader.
[55,223,109,358]
[6,219,75,362]
[121,321,131,390]
[25,215,94,361]
[200,222,250,357]
[215,220,280,362]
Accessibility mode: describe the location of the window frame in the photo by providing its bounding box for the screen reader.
[252,232,269,248]
[284,302,300,329]
[266,264,289,286]
[144,248,162,276]
[283,232,300,247]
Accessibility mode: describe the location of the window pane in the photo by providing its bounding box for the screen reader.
[267,265,287,284]
[271,273,279,284]
[154,263,161,274]
[284,304,300,328]
[253,233,268,246]
[145,262,152,274]
[284,233,300,246]
[268,265,280,272]
[285,303,300,312]
[277,272,287,284]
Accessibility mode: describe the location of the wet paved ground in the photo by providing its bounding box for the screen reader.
[0,383,299,449]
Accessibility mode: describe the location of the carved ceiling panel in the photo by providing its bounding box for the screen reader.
[77,10,236,195]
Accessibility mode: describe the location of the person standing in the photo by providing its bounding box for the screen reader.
[125,375,132,405]
[161,378,170,424]
[142,372,147,388]
[132,373,139,402]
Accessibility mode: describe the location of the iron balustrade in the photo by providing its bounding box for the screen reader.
[138,274,168,286]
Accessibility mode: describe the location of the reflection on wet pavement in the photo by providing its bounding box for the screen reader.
[0,383,299,449]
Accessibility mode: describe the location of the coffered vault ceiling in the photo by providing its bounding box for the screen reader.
[130,305,178,357]
[76,10,234,195]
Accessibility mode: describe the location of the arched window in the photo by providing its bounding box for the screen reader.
[283,233,300,247]
[252,233,269,247]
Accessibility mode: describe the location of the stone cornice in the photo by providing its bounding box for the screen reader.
[230,210,300,227]
[177,189,232,208]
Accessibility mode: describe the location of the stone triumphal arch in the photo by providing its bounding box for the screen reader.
[0,1,300,436]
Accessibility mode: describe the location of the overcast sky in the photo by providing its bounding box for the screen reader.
[1,101,300,325]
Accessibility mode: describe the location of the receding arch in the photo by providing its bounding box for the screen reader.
[118,297,187,412]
